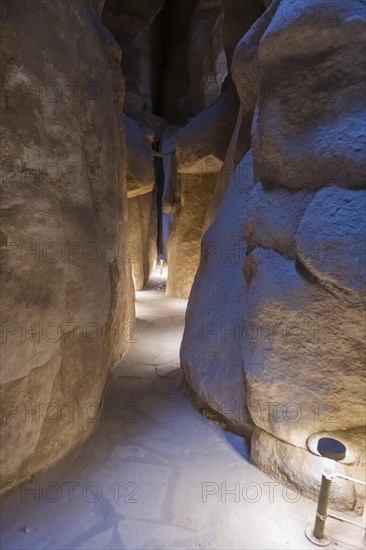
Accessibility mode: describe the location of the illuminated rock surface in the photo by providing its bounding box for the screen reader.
[124,116,157,290]
[127,191,157,291]
[1,273,363,549]
[181,0,366,511]
[0,2,134,491]
[1,0,365,539]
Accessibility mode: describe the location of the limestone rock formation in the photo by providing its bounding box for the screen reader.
[166,171,218,299]
[246,0,366,508]
[0,1,134,492]
[161,126,180,214]
[252,0,366,190]
[175,89,239,174]
[165,1,272,301]
[102,0,165,117]
[181,0,366,511]
[165,89,240,299]
[103,0,246,301]
[181,151,255,434]
[124,115,155,199]
[185,0,227,116]
[204,3,276,229]
[127,191,158,291]
[103,0,199,126]
[1,0,365,518]
[124,115,157,290]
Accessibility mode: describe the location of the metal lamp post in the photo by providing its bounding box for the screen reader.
[305,437,346,546]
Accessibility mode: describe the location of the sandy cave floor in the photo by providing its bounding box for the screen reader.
[1,268,364,550]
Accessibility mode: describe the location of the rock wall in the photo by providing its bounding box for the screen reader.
[1,0,365,513]
[167,90,242,299]
[164,0,265,299]
[124,115,157,289]
[166,89,239,299]
[166,172,218,299]
[181,151,255,434]
[127,191,158,291]
[185,0,227,116]
[0,0,134,492]
[102,0,165,117]
[181,0,366,512]
[103,0,248,299]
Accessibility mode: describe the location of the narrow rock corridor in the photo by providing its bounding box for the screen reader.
[1,268,363,550]
[1,1,365,547]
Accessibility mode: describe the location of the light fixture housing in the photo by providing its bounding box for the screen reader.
[305,437,347,546]
[317,437,346,462]
[317,437,346,477]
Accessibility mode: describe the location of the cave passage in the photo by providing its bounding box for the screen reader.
[3,270,361,549]
[1,1,365,549]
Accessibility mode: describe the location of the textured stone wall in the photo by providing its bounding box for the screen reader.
[164,0,265,299]
[103,1,164,289]
[185,0,227,116]
[102,0,165,117]
[102,0,244,299]
[124,115,157,290]
[181,0,366,512]
[1,0,364,514]
[127,191,157,291]
[0,0,134,492]
[166,88,239,299]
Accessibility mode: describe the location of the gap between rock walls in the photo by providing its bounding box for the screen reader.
[0,1,365,548]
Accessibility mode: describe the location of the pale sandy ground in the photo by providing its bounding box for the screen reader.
[1,268,364,550]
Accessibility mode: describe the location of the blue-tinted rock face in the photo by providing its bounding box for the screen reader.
[252,0,366,189]
[181,0,366,512]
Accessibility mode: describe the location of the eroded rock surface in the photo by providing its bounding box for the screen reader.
[0,1,134,491]
[128,191,158,291]
[166,88,240,299]
[1,0,365,517]
[124,115,157,290]
[185,0,227,116]
[102,0,165,117]
[181,0,366,511]
[124,115,155,199]
[252,0,366,189]
[166,171,218,300]
[181,151,255,434]
[175,89,239,175]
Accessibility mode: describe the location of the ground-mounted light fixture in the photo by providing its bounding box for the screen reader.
[305,437,366,546]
